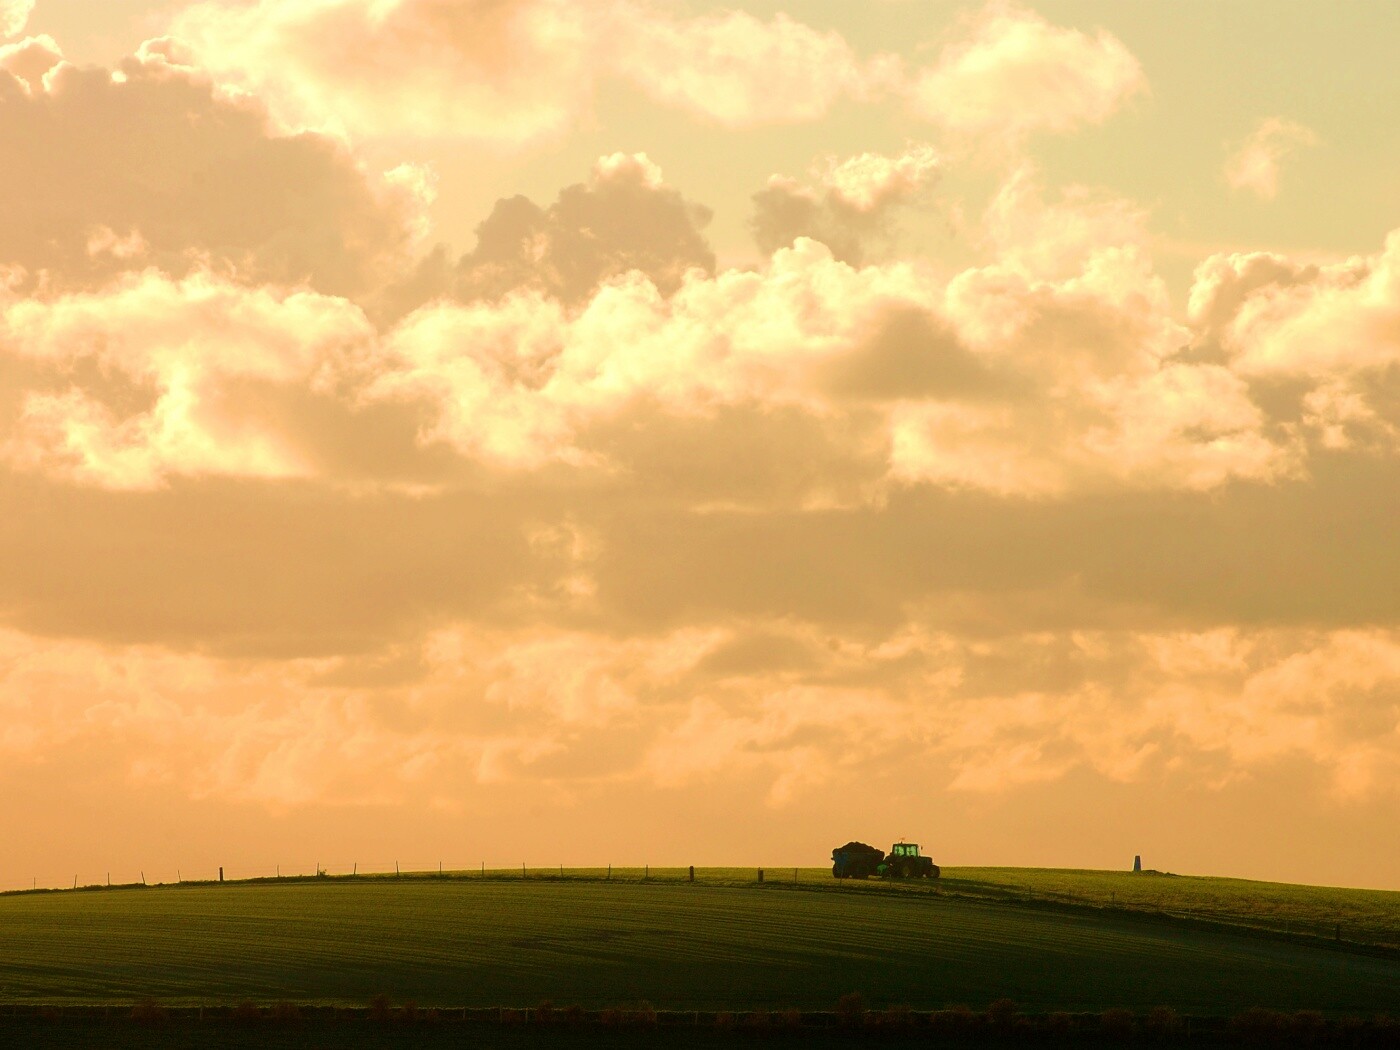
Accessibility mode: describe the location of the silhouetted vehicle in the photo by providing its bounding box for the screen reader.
[831,840,939,879]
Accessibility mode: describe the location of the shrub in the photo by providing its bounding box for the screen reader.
[1289,1010,1326,1043]
[1335,1015,1367,1045]
[533,1000,555,1025]
[598,1008,623,1027]
[563,1004,585,1026]
[230,1001,262,1023]
[713,1011,735,1030]
[930,1005,977,1036]
[880,1004,913,1030]
[367,994,393,1022]
[986,998,1019,1031]
[1045,1011,1075,1036]
[1231,1007,1289,1044]
[129,1001,168,1024]
[1372,1013,1400,1044]
[269,1002,301,1025]
[626,1001,657,1028]
[778,1008,803,1030]
[836,992,866,1026]
[742,1010,771,1030]
[1101,1008,1137,1039]
[1146,1006,1183,1039]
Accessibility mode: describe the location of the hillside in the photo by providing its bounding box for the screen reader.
[0,869,1396,1016]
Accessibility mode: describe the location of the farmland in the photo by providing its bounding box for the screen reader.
[0,867,1396,1019]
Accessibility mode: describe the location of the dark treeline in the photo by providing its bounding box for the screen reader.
[2,997,1399,1047]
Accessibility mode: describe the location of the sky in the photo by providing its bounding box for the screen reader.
[1,0,1398,891]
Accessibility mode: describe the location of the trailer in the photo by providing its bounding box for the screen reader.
[831,840,939,879]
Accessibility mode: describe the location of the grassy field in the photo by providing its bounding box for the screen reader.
[0,869,1396,1017]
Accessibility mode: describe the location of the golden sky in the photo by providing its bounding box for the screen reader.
[1,0,1398,890]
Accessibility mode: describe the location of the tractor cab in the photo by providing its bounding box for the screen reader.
[889,842,922,859]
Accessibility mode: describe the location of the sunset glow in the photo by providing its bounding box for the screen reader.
[2,0,1398,890]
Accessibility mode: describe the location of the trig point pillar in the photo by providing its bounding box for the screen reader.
[219,867,224,882]
[1133,855,1141,873]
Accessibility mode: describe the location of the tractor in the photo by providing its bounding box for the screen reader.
[831,840,939,879]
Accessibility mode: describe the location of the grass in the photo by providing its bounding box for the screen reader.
[0,869,1397,1016]
[941,867,1400,948]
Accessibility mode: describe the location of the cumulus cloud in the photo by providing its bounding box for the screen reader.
[0,169,1305,496]
[167,0,1146,144]
[171,0,599,142]
[1185,232,1400,453]
[170,0,875,141]
[902,0,1145,138]
[752,144,939,264]
[0,40,424,298]
[1224,117,1318,200]
[1,271,373,488]
[0,0,32,39]
[455,153,715,305]
[611,8,867,127]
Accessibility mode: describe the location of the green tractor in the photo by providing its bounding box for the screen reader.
[884,845,940,879]
[831,840,939,879]
[879,842,938,879]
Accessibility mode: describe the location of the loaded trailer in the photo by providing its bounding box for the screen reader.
[831,840,939,879]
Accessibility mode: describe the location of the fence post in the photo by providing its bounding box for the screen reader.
[757,869,764,883]
[689,865,694,882]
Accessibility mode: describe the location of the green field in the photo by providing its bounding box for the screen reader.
[0,868,1396,1018]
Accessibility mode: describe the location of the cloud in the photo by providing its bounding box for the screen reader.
[902,0,1145,139]
[454,153,715,305]
[168,0,1146,143]
[0,0,32,39]
[0,39,425,298]
[1225,117,1318,200]
[751,144,940,264]
[2,622,1396,814]
[171,0,600,143]
[170,0,875,141]
[1,271,373,488]
[0,166,1305,497]
[611,8,867,127]
[1187,232,1400,451]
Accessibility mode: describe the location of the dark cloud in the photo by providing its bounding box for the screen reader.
[750,181,872,264]
[820,307,1012,401]
[456,158,715,304]
[0,47,417,298]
